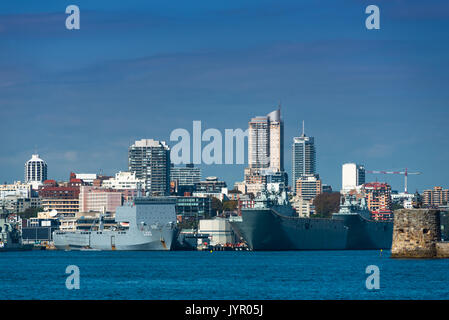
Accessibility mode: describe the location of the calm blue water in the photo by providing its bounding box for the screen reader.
[1,250,448,300]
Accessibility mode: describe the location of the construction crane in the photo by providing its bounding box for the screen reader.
[366,168,421,194]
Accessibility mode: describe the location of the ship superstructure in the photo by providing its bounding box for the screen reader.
[0,205,33,251]
[53,197,177,251]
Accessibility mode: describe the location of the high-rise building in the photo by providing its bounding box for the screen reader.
[248,108,283,171]
[363,182,393,221]
[243,107,286,195]
[423,187,449,207]
[128,139,170,196]
[25,154,47,189]
[267,109,284,172]
[341,163,365,192]
[292,123,316,188]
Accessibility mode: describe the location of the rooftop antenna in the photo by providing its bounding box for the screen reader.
[302,120,305,136]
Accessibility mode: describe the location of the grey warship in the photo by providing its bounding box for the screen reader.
[0,205,33,252]
[229,189,393,251]
[53,197,177,251]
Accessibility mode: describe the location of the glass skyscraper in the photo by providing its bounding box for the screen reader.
[292,123,316,188]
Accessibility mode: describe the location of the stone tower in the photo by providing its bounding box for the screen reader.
[391,209,441,258]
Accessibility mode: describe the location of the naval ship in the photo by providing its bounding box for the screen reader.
[53,197,177,251]
[0,205,33,252]
[229,189,393,251]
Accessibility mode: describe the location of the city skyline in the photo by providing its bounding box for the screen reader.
[1,0,448,192]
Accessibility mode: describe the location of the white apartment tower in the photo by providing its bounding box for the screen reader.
[341,163,366,192]
[128,139,170,196]
[24,154,47,189]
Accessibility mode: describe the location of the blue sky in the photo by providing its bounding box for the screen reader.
[1,0,448,192]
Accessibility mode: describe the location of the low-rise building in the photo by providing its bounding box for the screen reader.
[101,171,145,190]
[22,211,60,244]
[41,198,79,216]
[0,181,32,198]
[175,196,212,222]
[79,186,123,214]
[198,218,235,246]
[291,195,314,217]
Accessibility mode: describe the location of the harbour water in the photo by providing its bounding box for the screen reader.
[1,250,449,300]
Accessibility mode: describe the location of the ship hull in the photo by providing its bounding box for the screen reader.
[334,214,393,249]
[230,209,393,251]
[0,244,34,252]
[53,227,176,251]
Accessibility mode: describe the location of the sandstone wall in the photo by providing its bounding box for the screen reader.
[436,242,449,258]
[391,209,441,258]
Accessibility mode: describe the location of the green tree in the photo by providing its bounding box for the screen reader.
[210,197,223,216]
[19,207,42,220]
[313,192,341,218]
[223,200,238,212]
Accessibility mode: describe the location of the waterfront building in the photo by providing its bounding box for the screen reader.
[192,176,228,201]
[295,174,322,200]
[41,198,79,216]
[102,171,145,190]
[24,154,47,189]
[38,175,83,213]
[292,123,316,188]
[234,181,247,195]
[391,192,415,209]
[170,163,201,187]
[0,181,32,199]
[341,163,366,192]
[198,218,235,246]
[423,186,449,207]
[22,211,60,244]
[75,173,97,185]
[79,186,123,214]
[194,176,227,193]
[92,175,113,187]
[175,196,212,222]
[291,195,314,217]
[1,195,32,213]
[128,139,170,196]
[38,181,80,200]
[363,182,393,221]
